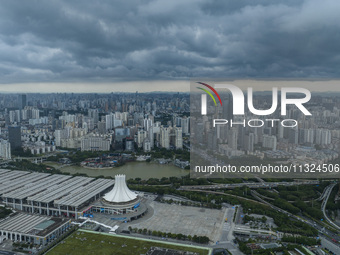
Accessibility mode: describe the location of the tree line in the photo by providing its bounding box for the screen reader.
[128,227,210,244]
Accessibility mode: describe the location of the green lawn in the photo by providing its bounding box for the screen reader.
[47,230,210,255]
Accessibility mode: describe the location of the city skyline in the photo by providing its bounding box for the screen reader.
[0,90,338,254]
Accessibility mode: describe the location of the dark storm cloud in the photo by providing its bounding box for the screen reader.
[0,0,340,83]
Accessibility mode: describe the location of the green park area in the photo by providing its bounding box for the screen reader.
[47,230,210,255]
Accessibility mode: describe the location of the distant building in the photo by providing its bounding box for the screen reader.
[160,126,170,149]
[137,130,147,148]
[124,137,134,151]
[88,109,99,124]
[143,138,151,152]
[0,213,71,246]
[82,116,94,131]
[315,129,332,145]
[28,117,48,126]
[54,129,67,147]
[8,125,21,149]
[9,110,20,123]
[105,113,122,130]
[244,133,255,152]
[288,128,299,145]
[114,127,130,142]
[0,140,11,159]
[98,121,106,134]
[174,127,183,149]
[23,141,56,155]
[54,127,87,148]
[106,113,115,130]
[263,135,277,151]
[81,135,111,151]
[181,117,190,135]
[228,128,238,150]
[148,126,154,148]
[18,94,27,110]
[22,106,39,120]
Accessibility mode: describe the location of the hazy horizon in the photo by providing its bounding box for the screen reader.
[0,79,340,93]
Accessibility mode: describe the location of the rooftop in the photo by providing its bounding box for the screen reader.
[0,213,69,237]
[0,169,114,208]
[103,174,137,203]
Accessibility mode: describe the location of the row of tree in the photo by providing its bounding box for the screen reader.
[128,227,210,244]
[7,160,63,175]
[158,198,201,207]
[238,240,307,255]
[281,236,320,246]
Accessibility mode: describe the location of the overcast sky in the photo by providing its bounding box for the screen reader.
[0,0,340,92]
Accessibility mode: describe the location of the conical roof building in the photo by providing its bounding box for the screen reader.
[103,174,137,203]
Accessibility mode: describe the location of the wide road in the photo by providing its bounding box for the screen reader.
[184,189,269,207]
[321,183,340,231]
[251,186,340,248]
[179,180,319,191]
[321,237,340,254]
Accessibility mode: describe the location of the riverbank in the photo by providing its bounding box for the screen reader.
[45,161,189,180]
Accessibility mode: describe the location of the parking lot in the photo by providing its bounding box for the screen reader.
[130,201,227,243]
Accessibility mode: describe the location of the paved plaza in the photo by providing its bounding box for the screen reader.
[129,201,227,243]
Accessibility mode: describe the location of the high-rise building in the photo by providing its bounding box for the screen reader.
[288,128,299,145]
[114,128,130,143]
[124,137,134,151]
[98,121,106,134]
[18,94,27,110]
[143,138,151,152]
[81,135,111,151]
[143,118,153,131]
[263,135,277,151]
[228,127,238,150]
[83,116,95,131]
[181,117,190,135]
[315,129,331,145]
[8,125,21,149]
[0,140,11,159]
[300,128,314,144]
[278,124,284,139]
[106,113,115,130]
[160,126,170,149]
[244,133,255,152]
[9,110,20,123]
[31,108,40,119]
[223,93,233,120]
[148,126,154,148]
[174,127,183,149]
[137,130,147,148]
[88,109,99,125]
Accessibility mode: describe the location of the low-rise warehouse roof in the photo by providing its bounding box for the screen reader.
[0,169,114,208]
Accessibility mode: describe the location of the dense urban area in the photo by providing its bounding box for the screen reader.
[0,92,339,255]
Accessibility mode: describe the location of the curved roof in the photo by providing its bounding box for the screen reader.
[103,174,137,203]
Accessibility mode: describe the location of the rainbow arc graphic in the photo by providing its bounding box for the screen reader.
[196,82,222,106]
[197,82,222,115]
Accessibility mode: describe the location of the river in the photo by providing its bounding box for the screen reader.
[45,161,189,180]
